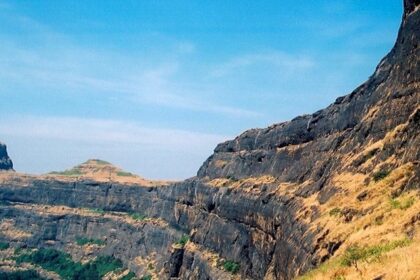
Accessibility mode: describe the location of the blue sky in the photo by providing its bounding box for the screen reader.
[0,0,403,179]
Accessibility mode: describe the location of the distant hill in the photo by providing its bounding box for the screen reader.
[46,159,170,186]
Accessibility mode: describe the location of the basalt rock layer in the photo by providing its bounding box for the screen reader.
[0,143,13,171]
[0,1,419,280]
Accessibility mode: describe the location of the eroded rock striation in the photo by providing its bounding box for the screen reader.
[0,1,419,280]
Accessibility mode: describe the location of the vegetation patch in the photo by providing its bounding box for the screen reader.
[140,275,152,280]
[372,170,390,182]
[0,269,46,280]
[340,238,412,268]
[49,168,82,176]
[297,238,413,279]
[329,207,342,217]
[89,208,106,215]
[117,171,135,177]
[14,247,24,255]
[76,236,105,246]
[223,260,240,274]
[90,159,110,165]
[389,196,415,210]
[174,235,189,248]
[16,248,123,280]
[0,241,9,250]
[129,212,147,221]
[120,271,136,280]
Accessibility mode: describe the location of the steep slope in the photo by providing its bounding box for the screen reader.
[0,143,13,171]
[0,1,419,280]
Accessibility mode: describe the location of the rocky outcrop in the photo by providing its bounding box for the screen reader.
[404,0,420,16]
[0,143,13,171]
[0,1,419,279]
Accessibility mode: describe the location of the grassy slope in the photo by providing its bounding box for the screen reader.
[294,127,420,280]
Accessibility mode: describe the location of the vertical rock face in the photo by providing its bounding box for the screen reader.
[0,143,13,171]
[404,0,420,16]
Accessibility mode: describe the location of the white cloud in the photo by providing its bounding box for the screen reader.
[0,37,261,118]
[210,51,315,78]
[0,116,230,179]
[0,116,226,149]
[0,5,262,119]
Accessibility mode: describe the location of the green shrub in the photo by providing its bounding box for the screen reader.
[329,208,342,217]
[16,248,79,279]
[89,256,123,277]
[130,213,147,221]
[140,275,152,280]
[16,248,123,280]
[340,246,365,267]
[120,271,136,280]
[175,235,189,247]
[0,241,9,250]
[117,171,135,177]
[89,208,106,215]
[14,247,24,255]
[372,170,390,182]
[389,196,415,210]
[91,159,110,165]
[49,169,82,176]
[76,237,105,246]
[223,260,240,274]
[341,238,412,268]
[0,269,46,280]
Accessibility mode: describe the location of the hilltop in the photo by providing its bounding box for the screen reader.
[44,159,171,186]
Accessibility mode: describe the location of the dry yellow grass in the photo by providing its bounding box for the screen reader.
[185,242,241,280]
[0,219,32,240]
[294,162,420,280]
[207,175,276,193]
[133,253,161,280]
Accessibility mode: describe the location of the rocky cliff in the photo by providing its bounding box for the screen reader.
[0,1,419,280]
[0,143,13,171]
